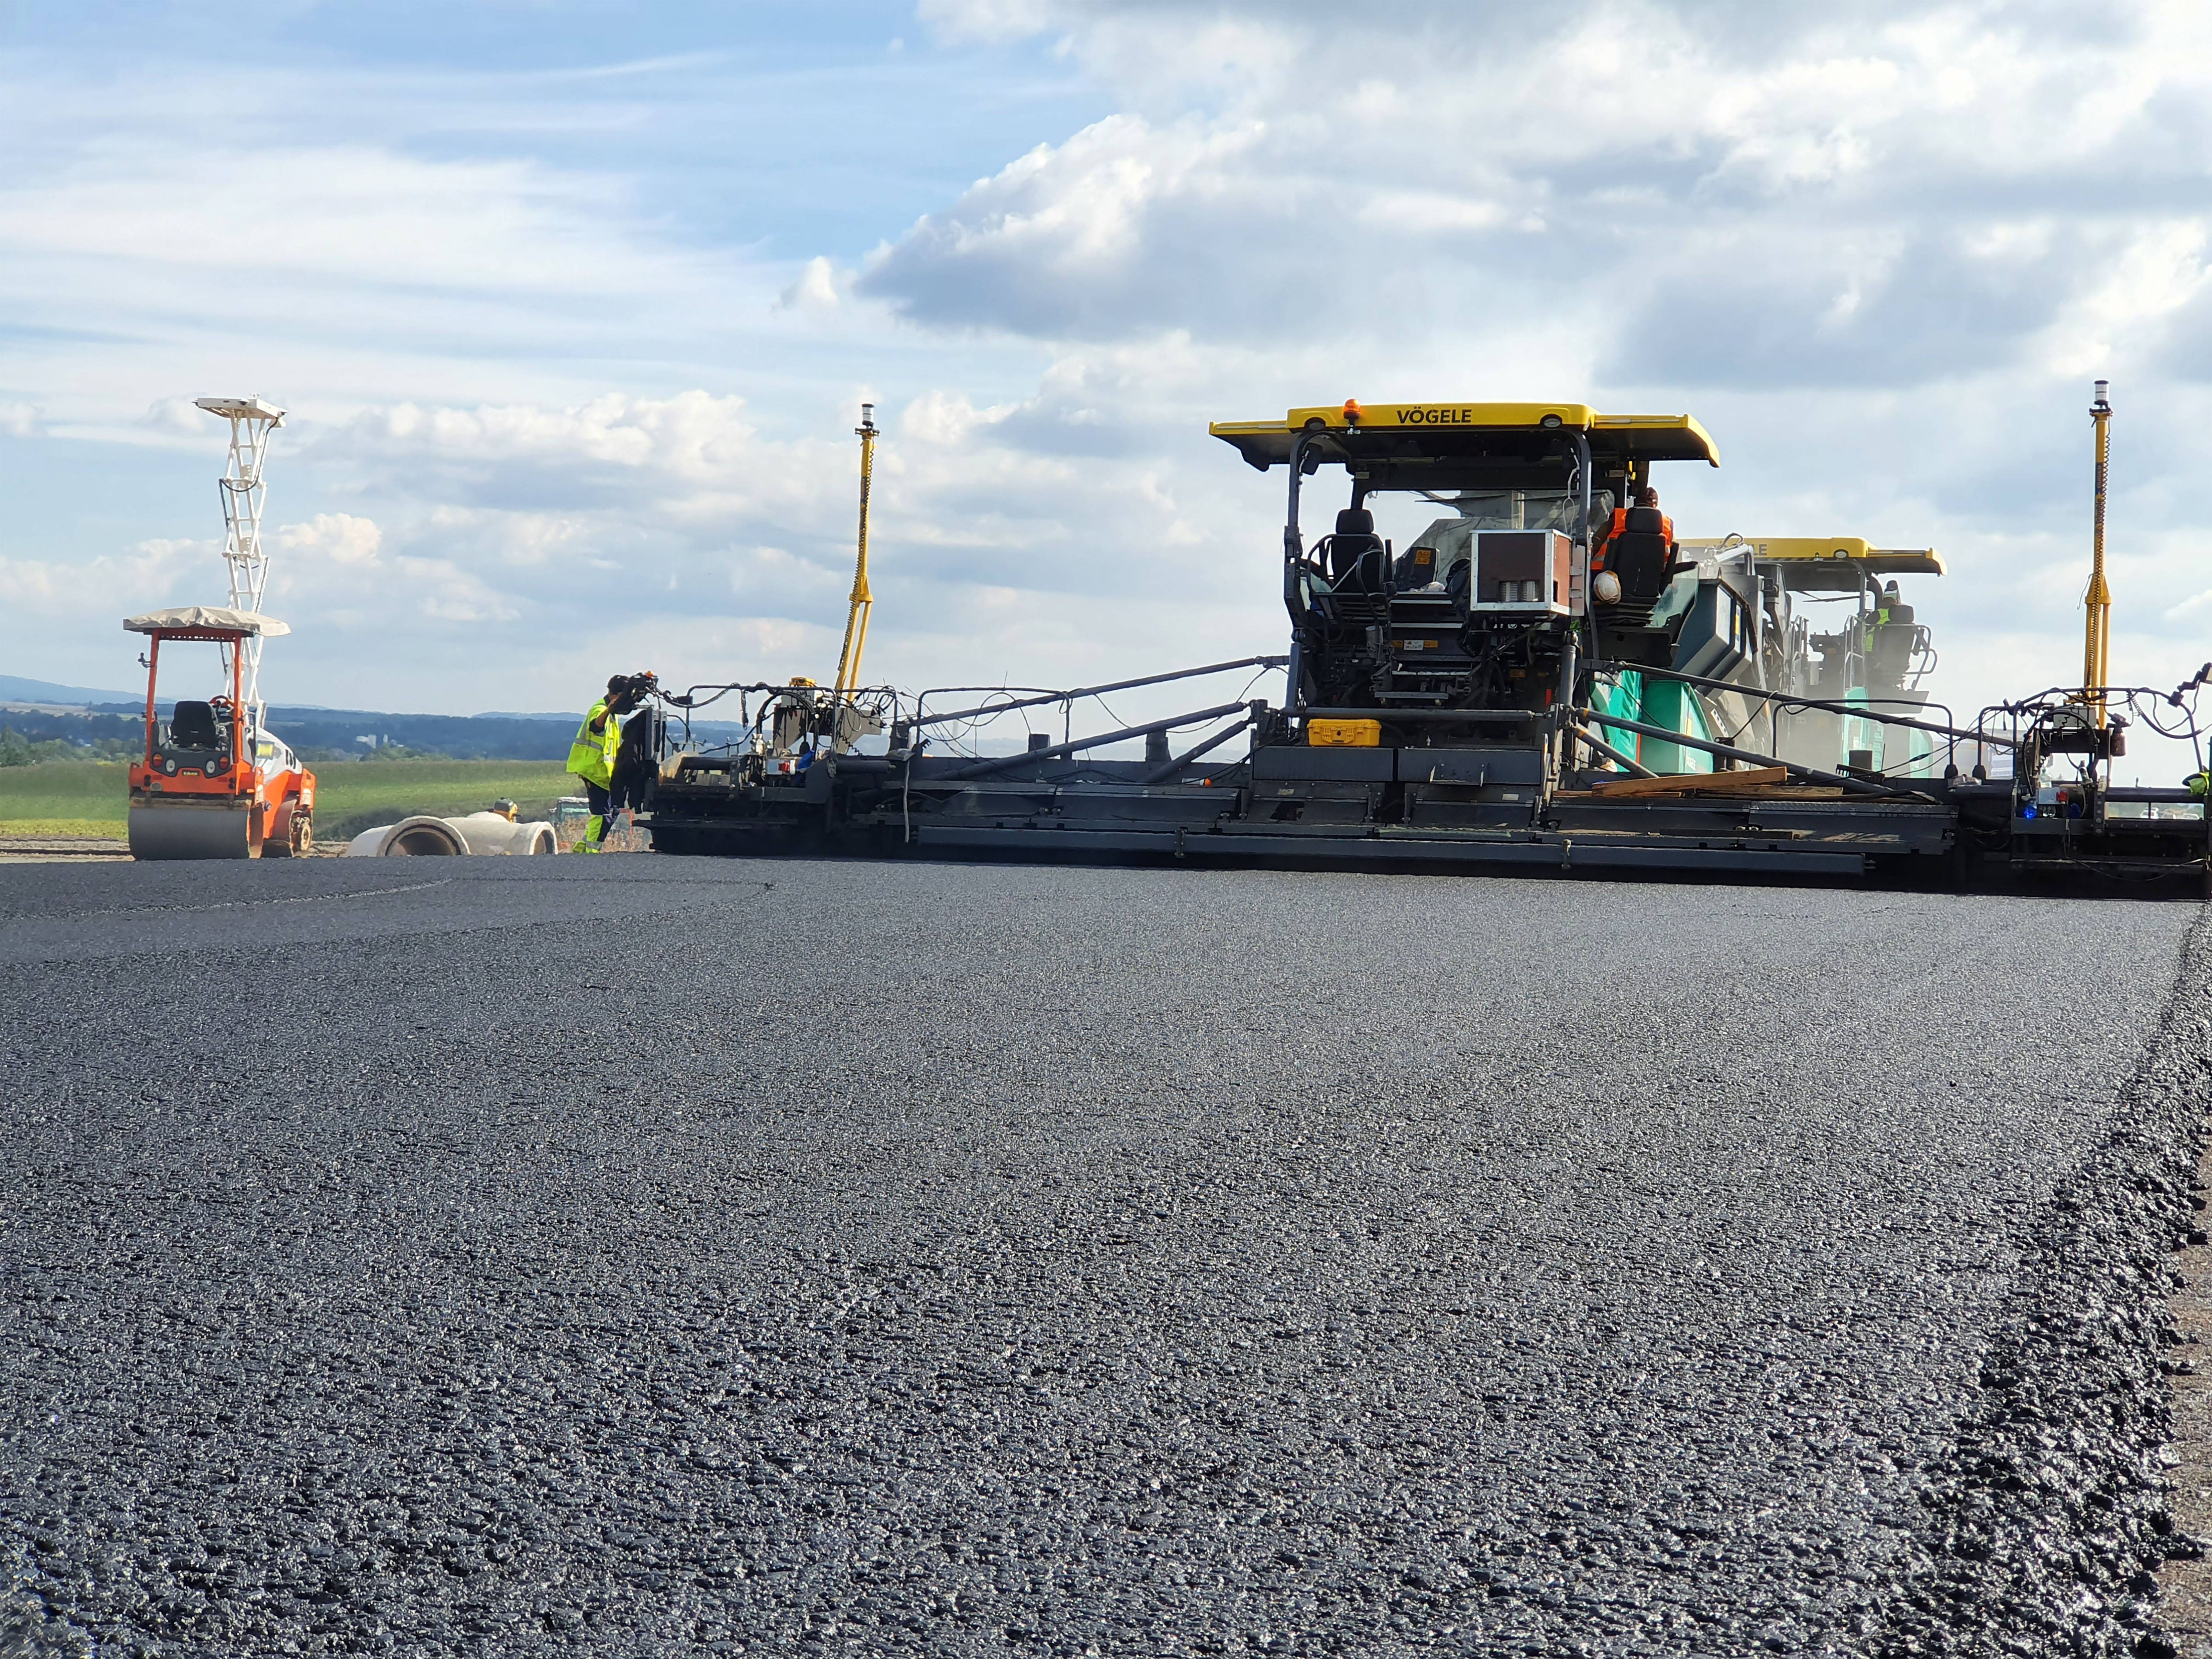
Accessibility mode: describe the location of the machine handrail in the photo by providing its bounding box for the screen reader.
[914,657,1287,728]
[936,700,1256,782]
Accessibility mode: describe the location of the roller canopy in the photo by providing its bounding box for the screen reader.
[124,606,291,637]
[1210,401,1719,489]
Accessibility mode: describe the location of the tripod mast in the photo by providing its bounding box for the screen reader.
[195,395,287,724]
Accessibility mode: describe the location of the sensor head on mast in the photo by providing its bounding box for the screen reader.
[857,401,876,436]
[2093,379,2111,414]
[194,395,287,428]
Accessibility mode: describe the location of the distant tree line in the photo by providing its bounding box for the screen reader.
[0,706,578,764]
[0,724,140,765]
[0,705,747,765]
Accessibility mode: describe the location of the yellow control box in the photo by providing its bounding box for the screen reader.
[1307,718,1382,748]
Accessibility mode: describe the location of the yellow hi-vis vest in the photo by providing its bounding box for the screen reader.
[567,699,618,787]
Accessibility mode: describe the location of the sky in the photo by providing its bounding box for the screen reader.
[2,0,2209,775]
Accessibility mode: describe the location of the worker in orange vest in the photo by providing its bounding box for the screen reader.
[1593,487,1675,575]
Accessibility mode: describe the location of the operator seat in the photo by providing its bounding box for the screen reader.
[1869,593,1920,688]
[169,700,221,751]
[1594,506,1676,625]
[1325,508,1388,595]
[1600,508,1673,598]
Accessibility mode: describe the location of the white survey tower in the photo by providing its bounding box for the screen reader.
[194,396,287,721]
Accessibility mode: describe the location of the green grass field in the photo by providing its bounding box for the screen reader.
[0,762,131,825]
[0,759,580,843]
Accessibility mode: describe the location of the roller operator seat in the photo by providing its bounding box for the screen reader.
[168,700,222,751]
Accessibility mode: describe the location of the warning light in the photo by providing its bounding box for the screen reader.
[1342,399,1362,424]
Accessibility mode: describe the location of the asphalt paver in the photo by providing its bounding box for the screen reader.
[0,856,2202,1656]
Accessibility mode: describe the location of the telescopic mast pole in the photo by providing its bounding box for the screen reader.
[833,403,877,697]
[2084,379,2113,728]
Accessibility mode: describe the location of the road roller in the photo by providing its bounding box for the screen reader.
[125,607,316,860]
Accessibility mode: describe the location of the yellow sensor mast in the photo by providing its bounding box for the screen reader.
[2084,379,2113,727]
[832,402,877,698]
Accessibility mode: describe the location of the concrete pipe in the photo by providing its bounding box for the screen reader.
[445,812,557,855]
[344,813,558,857]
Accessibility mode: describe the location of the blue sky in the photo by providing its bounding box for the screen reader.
[3,0,2209,778]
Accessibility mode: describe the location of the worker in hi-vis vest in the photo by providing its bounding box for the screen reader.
[568,676,640,852]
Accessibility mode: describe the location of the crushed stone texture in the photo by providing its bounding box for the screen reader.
[2157,1144,2212,1657]
[0,856,2202,1657]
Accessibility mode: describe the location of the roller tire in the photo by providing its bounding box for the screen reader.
[264,804,313,858]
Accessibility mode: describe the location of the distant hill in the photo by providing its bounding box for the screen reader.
[0,674,139,705]
[262,707,581,761]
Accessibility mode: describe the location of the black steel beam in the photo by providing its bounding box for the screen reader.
[1572,723,1658,779]
[1137,714,1256,785]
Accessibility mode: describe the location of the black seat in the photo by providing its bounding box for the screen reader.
[170,700,220,750]
[1601,506,1674,607]
[1325,508,1387,595]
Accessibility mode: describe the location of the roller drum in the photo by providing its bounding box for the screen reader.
[129,802,254,861]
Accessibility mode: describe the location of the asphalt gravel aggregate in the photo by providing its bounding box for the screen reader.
[0,856,2205,1657]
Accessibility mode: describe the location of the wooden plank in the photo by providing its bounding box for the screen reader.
[1589,765,1788,798]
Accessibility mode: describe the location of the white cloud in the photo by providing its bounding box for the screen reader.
[0,60,808,444]
[276,513,383,566]
[0,536,215,618]
[777,255,849,312]
[333,391,760,477]
[867,1,2212,395]
[916,0,1062,45]
[1357,192,1511,236]
[140,398,207,437]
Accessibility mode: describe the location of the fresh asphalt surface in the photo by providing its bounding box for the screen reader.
[0,855,2199,1656]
